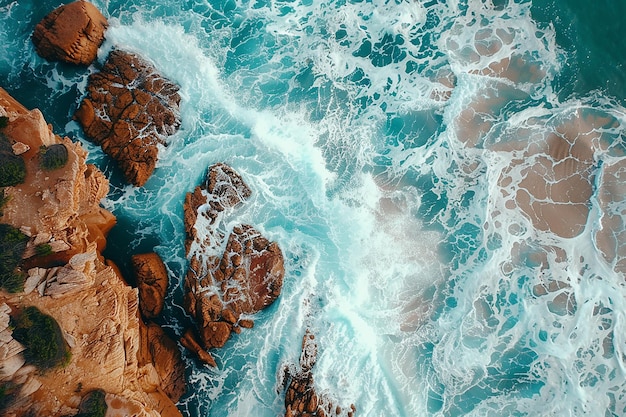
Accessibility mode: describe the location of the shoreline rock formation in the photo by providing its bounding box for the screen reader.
[75,50,182,186]
[283,331,356,417]
[0,88,184,416]
[32,0,108,66]
[182,163,284,366]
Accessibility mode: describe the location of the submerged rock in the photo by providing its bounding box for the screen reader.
[32,1,108,65]
[75,50,181,186]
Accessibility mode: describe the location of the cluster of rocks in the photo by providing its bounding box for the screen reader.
[32,0,181,187]
[181,163,285,366]
[0,1,184,414]
[4,1,357,416]
[283,331,356,417]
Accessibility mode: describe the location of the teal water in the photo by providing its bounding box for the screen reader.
[2,0,626,416]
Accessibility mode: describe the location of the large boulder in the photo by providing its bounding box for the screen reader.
[32,1,108,65]
[75,50,181,186]
[132,253,169,320]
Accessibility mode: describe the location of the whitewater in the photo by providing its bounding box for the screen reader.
[2,0,626,416]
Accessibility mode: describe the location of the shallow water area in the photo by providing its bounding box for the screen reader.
[2,0,626,416]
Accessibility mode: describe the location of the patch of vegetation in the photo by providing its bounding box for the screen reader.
[0,189,9,217]
[35,243,53,257]
[39,144,68,171]
[10,306,71,370]
[0,151,26,187]
[76,389,107,417]
[0,116,8,129]
[0,224,28,293]
[0,382,19,413]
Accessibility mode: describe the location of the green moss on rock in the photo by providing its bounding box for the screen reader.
[35,243,53,257]
[0,224,28,293]
[0,189,9,217]
[0,152,26,187]
[0,381,19,413]
[0,116,8,129]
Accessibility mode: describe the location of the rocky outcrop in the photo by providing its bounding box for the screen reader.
[75,50,181,186]
[183,162,252,252]
[283,331,356,417]
[132,253,168,320]
[0,88,183,417]
[217,224,284,314]
[182,163,283,365]
[0,88,113,261]
[32,1,108,65]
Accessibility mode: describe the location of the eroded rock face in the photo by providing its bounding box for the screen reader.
[132,253,168,320]
[75,50,181,186]
[0,87,112,259]
[141,323,186,403]
[32,1,108,65]
[181,163,283,364]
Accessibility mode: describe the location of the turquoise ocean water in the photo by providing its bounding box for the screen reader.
[2,0,626,416]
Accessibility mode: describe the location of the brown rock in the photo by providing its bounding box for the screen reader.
[143,323,186,402]
[238,319,254,329]
[183,186,206,253]
[283,330,355,417]
[32,1,108,65]
[197,293,223,325]
[201,320,232,349]
[221,308,238,324]
[204,163,252,210]
[180,329,217,367]
[75,50,181,186]
[132,252,168,319]
[181,163,285,370]
[218,225,284,314]
[183,163,252,253]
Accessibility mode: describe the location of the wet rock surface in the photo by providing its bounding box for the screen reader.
[132,252,169,320]
[75,50,181,186]
[284,331,356,417]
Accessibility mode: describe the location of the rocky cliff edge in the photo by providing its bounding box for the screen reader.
[0,88,184,417]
